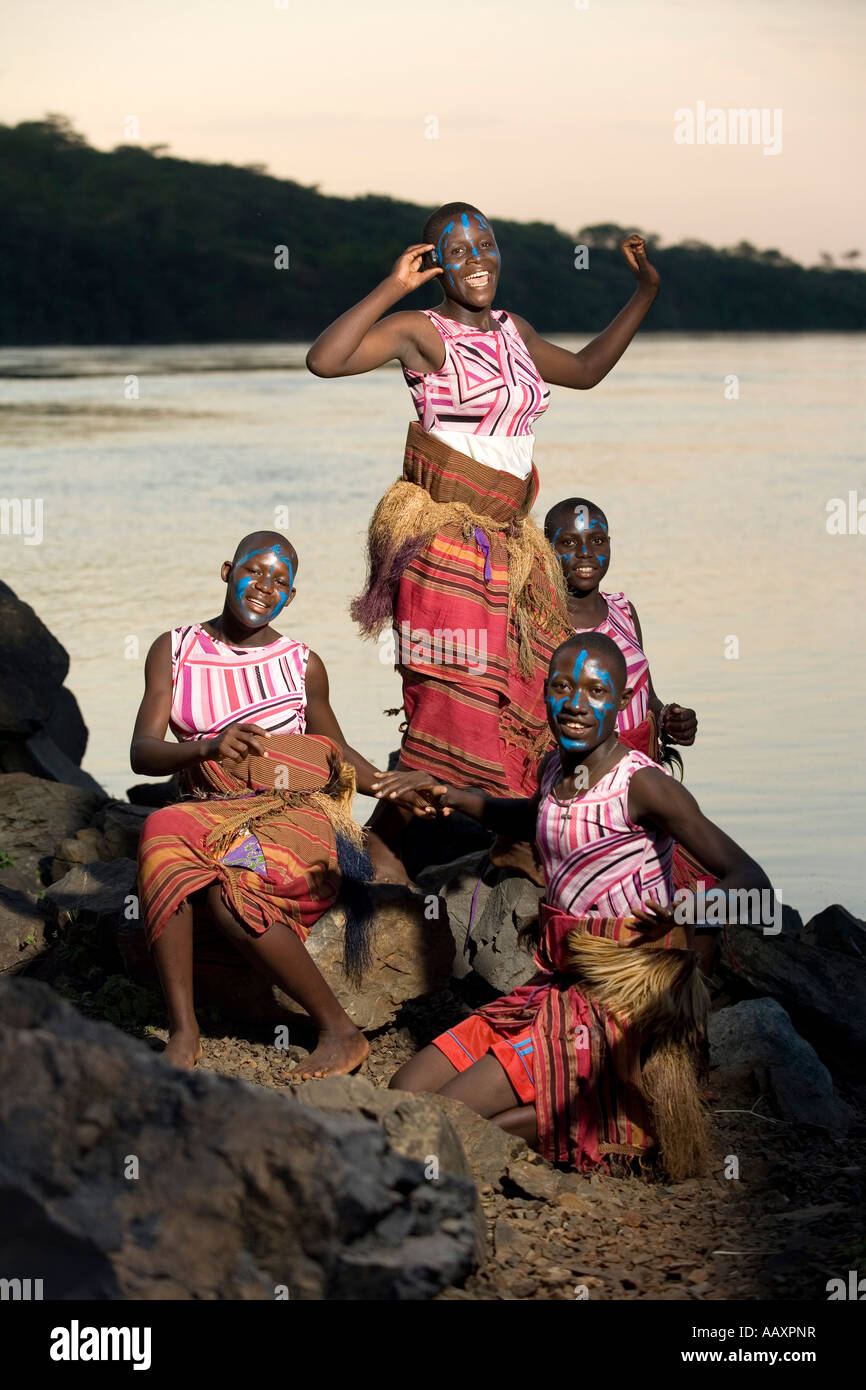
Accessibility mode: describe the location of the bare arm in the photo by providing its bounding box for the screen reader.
[303,650,384,794]
[130,634,272,776]
[629,766,770,911]
[305,245,445,378]
[510,234,660,390]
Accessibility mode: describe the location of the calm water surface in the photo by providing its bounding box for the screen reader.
[1,334,863,919]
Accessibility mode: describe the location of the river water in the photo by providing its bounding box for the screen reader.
[1,334,863,919]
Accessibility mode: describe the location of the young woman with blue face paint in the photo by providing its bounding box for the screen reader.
[131,530,429,1077]
[384,633,770,1177]
[306,203,660,874]
[545,497,698,750]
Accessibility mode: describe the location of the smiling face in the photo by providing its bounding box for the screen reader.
[221,539,297,629]
[548,502,611,595]
[545,642,629,753]
[432,209,500,307]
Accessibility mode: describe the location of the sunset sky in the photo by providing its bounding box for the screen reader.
[2,0,862,265]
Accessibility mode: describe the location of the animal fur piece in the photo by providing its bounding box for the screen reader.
[563,930,711,1179]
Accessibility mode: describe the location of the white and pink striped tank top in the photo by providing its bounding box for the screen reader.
[536,749,673,917]
[169,624,308,741]
[402,309,550,478]
[574,592,649,733]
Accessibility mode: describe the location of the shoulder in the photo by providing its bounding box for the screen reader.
[144,630,174,680]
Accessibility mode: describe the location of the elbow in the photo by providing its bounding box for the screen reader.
[305,348,336,378]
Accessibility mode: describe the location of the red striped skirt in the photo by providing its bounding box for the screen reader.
[138,797,340,947]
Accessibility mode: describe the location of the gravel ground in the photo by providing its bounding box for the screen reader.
[129,985,865,1303]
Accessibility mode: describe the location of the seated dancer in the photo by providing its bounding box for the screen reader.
[131,530,423,1076]
[546,496,697,757]
[306,204,660,873]
[381,633,770,1178]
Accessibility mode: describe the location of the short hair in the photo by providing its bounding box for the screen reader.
[231,531,297,574]
[549,631,627,691]
[544,497,608,541]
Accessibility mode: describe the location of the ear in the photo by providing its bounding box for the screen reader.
[618,686,632,712]
[220,561,232,584]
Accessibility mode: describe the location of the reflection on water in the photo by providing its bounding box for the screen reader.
[1,334,863,918]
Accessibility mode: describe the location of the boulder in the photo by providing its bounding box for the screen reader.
[0,580,69,737]
[708,997,853,1133]
[51,803,152,879]
[0,883,48,975]
[719,924,866,1080]
[44,859,139,930]
[417,852,540,993]
[0,977,480,1299]
[0,774,106,884]
[119,881,455,1032]
[801,904,866,960]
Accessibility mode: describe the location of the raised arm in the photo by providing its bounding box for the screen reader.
[510,234,660,390]
[305,245,445,378]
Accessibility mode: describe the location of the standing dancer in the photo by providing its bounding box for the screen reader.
[307,203,659,870]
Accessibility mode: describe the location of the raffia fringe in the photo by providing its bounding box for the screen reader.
[354,479,570,678]
[201,760,364,862]
[562,932,711,1180]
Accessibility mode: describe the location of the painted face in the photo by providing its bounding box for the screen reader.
[434,212,500,302]
[550,508,610,594]
[545,647,620,751]
[229,544,295,627]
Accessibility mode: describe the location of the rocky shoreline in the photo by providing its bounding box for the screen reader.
[1,579,864,1300]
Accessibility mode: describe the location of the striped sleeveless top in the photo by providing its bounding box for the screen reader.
[574,592,649,732]
[169,624,308,741]
[536,749,674,917]
[403,309,550,438]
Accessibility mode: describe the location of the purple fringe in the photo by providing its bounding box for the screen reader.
[350,534,429,634]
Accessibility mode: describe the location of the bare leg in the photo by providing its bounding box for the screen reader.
[489,1104,538,1146]
[365,797,412,885]
[205,884,369,1080]
[150,900,202,1070]
[389,1042,459,1092]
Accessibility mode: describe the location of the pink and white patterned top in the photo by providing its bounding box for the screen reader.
[536,749,673,917]
[574,592,650,733]
[168,624,308,741]
[403,309,550,438]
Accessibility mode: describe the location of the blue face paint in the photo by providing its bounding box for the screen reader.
[546,651,616,749]
[437,214,500,287]
[233,544,294,625]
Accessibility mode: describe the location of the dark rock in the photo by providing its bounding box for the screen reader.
[44,859,139,930]
[708,997,853,1133]
[294,1076,485,1257]
[801,904,866,960]
[41,685,88,766]
[126,779,179,808]
[402,810,493,881]
[0,774,106,883]
[0,731,106,795]
[0,884,48,975]
[0,581,68,737]
[417,852,540,993]
[719,924,866,1079]
[96,802,152,860]
[0,977,480,1298]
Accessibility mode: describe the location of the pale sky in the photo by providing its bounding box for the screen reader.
[1,0,863,265]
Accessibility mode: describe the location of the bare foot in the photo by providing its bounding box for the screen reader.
[161,1030,203,1070]
[287,1026,369,1082]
